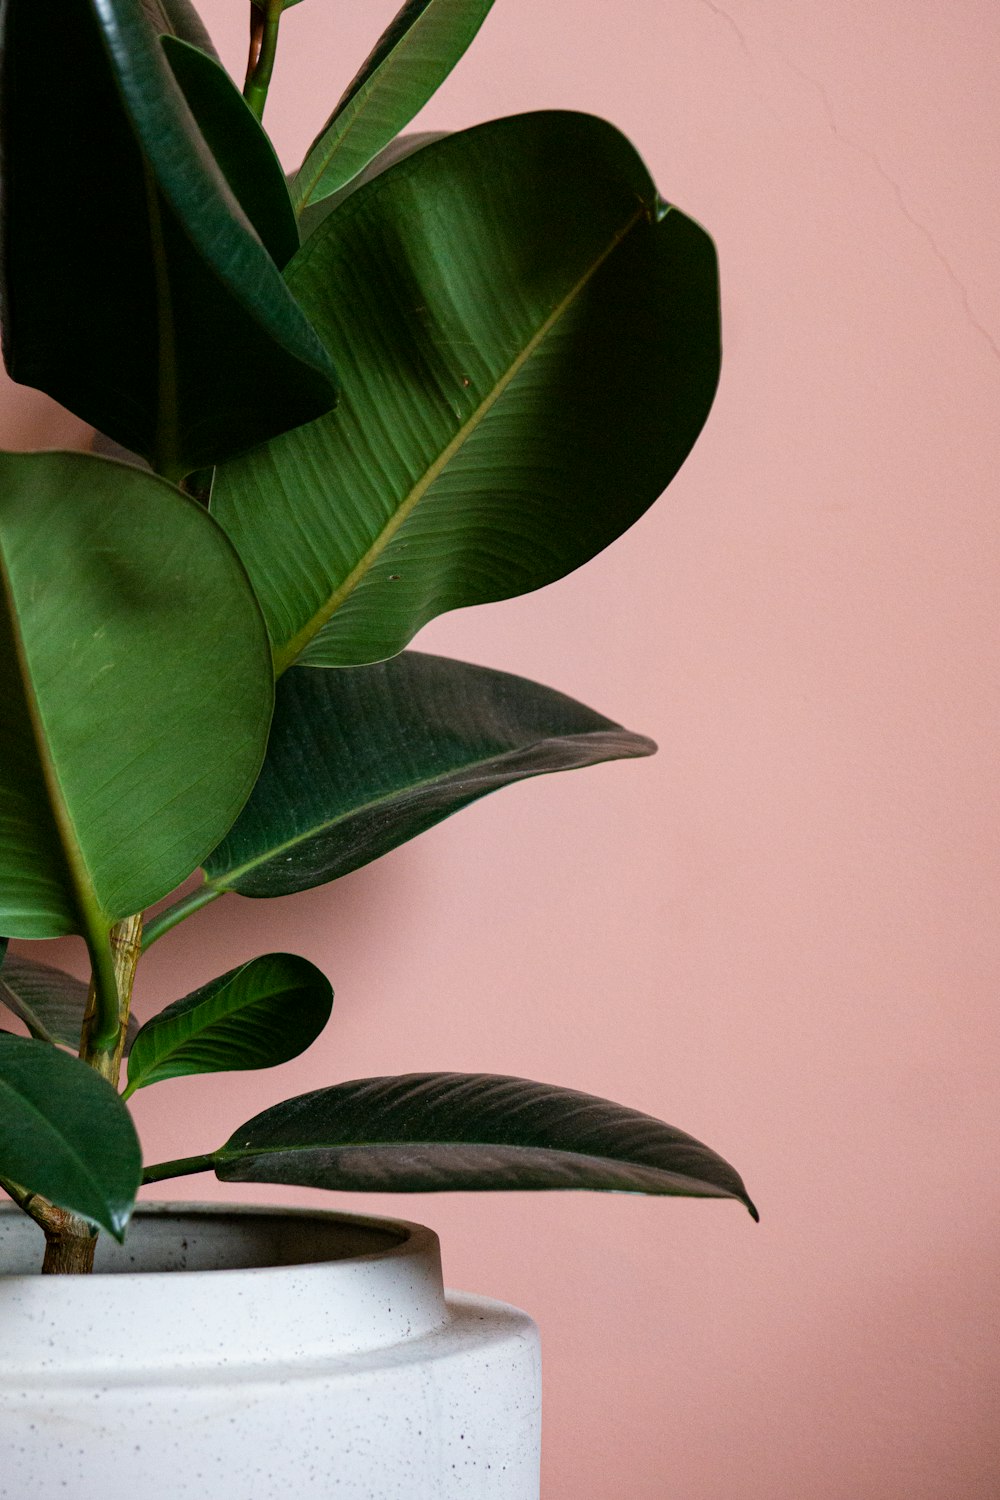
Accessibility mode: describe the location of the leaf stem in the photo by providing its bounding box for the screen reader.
[142,883,224,950]
[82,930,122,1053]
[142,1153,216,1185]
[80,914,143,1078]
[244,1,284,122]
[0,1173,33,1213]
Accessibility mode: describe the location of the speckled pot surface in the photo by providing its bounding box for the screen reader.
[0,1203,541,1498]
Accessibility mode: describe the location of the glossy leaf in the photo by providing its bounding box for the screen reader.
[158,0,220,53]
[297,131,447,242]
[0,451,273,947]
[162,38,300,269]
[0,1034,141,1238]
[293,0,496,208]
[214,1072,758,1217]
[125,954,332,1094]
[0,0,335,475]
[213,112,720,670]
[203,653,655,898]
[0,952,138,1052]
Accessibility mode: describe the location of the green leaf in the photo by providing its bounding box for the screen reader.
[0,452,273,949]
[213,1072,758,1217]
[162,38,300,270]
[0,0,336,475]
[297,131,447,243]
[293,0,496,209]
[0,1034,141,1239]
[158,0,221,55]
[125,953,332,1094]
[212,112,720,670]
[203,653,655,898]
[0,952,139,1052]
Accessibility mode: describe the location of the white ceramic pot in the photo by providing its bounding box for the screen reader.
[0,1202,541,1499]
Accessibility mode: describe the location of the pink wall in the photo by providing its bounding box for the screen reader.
[9,2,999,1495]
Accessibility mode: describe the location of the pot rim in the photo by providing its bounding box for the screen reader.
[0,1201,449,1370]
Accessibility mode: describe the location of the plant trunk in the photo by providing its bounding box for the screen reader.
[41,1208,97,1275]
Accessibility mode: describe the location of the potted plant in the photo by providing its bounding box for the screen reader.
[0,0,756,1493]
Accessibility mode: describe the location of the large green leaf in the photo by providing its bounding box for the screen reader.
[124,953,332,1094]
[0,952,139,1052]
[201,653,655,899]
[293,0,496,209]
[0,0,335,475]
[0,452,273,961]
[211,1073,757,1217]
[212,112,720,671]
[0,1034,141,1238]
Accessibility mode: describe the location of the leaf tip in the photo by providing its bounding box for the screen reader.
[107,1202,136,1244]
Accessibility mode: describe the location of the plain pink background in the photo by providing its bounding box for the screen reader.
[5,2,999,1496]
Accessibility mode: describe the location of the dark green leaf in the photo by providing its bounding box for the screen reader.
[162,38,300,270]
[0,0,335,474]
[214,1072,758,1217]
[158,0,220,55]
[0,452,273,944]
[203,653,655,898]
[0,953,139,1052]
[213,112,720,670]
[293,0,496,208]
[125,953,332,1093]
[0,1034,141,1238]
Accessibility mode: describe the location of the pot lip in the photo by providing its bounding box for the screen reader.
[0,1202,452,1367]
[0,1199,439,1281]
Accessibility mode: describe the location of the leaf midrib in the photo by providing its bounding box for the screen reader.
[136,966,306,1065]
[272,201,649,673]
[207,726,640,890]
[0,979,60,1047]
[0,538,110,944]
[213,1136,733,1194]
[0,1070,116,1213]
[294,0,478,211]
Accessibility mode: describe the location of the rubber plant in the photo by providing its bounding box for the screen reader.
[0,0,756,1276]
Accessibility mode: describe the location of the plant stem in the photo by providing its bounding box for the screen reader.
[83,929,121,1051]
[1,1181,99,1275]
[142,883,223,950]
[244,1,284,122]
[80,912,143,1084]
[142,1153,216,1185]
[15,915,145,1274]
